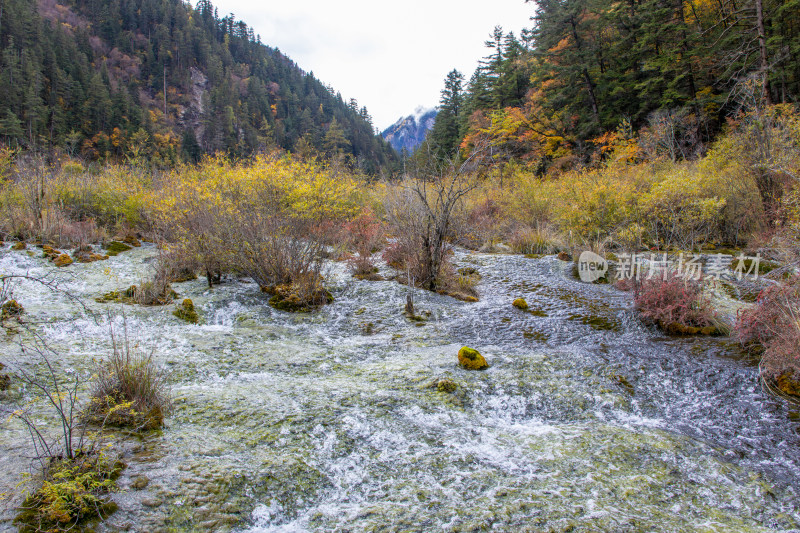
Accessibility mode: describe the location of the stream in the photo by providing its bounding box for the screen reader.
[0,243,798,532]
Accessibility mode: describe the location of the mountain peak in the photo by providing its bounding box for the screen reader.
[381,107,438,153]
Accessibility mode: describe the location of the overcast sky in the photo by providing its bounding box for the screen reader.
[202,0,535,131]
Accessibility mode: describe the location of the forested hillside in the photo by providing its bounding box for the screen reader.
[0,0,397,172]
[428,0,799,171]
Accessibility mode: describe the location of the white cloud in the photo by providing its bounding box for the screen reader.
[199,0,535,130]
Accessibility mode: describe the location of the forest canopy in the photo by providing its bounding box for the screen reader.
[0,0,397,173]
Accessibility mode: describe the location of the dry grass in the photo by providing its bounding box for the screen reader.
[88,321,171,430]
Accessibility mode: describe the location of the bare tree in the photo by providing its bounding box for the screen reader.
[385,141,488,291]
[6,332,95,466]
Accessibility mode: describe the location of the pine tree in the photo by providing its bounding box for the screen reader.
[428,69,465,160]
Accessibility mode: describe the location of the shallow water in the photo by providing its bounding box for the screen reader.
[0,244,798,532]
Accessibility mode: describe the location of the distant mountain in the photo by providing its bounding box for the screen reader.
[0,0,397,173]
[381,107,438,153]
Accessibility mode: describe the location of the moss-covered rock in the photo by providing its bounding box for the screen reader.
[430,378,458,393]
[353,270,385,281]
[41,245,60,260]
[262,283,334,312]
[358,321,375,335]
[776,371,800,397]
[12,241,26,250]
[730,256,780,276]
[121,234,142,247]
[95,284,175,306]
[105,241,132,256]
[0,362,9,391]
[131,475,150,490]
[1,299,24,320]
[458,346,488,370]
[457,267,481,279]
[87,396,165,430]
[74,245,109,263]
[659,320,720,336]
[95,290,122,303]
[174,298,199,324]
[512,298,529,310]
[53,253,73,267]
[437,288,479,303]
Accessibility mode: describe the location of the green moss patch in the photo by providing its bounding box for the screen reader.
[104,241,132,256]
[14,452,124,533]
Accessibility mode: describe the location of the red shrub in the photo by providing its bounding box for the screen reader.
[344,210,384,275]
[735,276,800,380]
[381,241,408,270]
[345,210,384,256]
[634,273,716,329]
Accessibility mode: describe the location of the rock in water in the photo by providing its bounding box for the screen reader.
[458,346,488,370]
[512,298,529,310]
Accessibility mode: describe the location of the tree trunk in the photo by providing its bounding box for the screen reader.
[755,0,772,104]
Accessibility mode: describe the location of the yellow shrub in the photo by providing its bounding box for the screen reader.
[51,165,150,228]
[154,154,363,286]
[640,164,726,249]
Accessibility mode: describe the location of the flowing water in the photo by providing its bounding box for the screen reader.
[0,243,799,532]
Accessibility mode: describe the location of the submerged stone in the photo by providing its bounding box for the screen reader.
[458,346,488,370]
[131,476,150,490]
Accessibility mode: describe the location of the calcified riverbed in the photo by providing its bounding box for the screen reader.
[0,243,799,532]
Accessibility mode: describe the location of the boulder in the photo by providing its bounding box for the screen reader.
[458,346,488,370]
[512,298,529,310]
